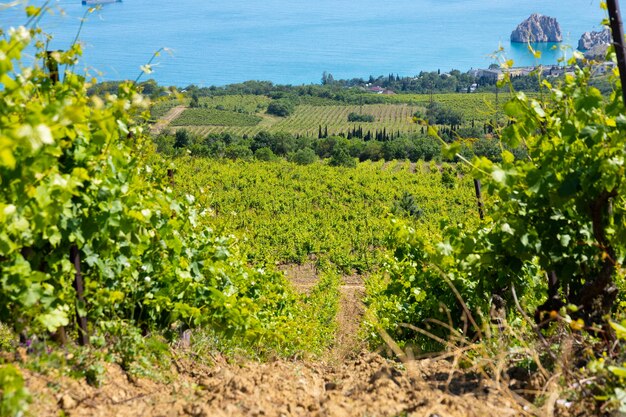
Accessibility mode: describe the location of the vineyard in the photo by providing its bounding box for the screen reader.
[153,92,512,138]
[171,108,263,127]
[175,103,422,137]
[4,3,626,417]
[172,158,477,271]
[0,18,344,411]
[383,91,514,120]
[198,94,271,113]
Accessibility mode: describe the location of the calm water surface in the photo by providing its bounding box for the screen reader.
[0,0,614,86]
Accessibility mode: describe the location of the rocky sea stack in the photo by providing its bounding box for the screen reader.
[578,29,611,50]
[511,13,562,43]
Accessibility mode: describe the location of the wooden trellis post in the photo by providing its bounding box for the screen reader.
[608,0,626,106]
[473,179,485,220]
[44,51,60,84]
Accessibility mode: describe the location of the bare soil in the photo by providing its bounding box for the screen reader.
[23,265,527,417]
[150,105,186,135]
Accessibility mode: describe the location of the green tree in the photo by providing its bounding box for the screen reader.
[348,112,375,122]
[174,129,191,148]
[329,146,356,168]
[224,144,253,160]
[472,137,502,162]
[419,102,464,126]
[251,131,273,151]
[189,92,200,108]
[269,132,295,156]
[359,141,383,162]
[254,147,276,161]
[291,148,318,165]
[267,99,295,117]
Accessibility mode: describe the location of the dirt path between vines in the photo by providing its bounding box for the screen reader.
[151,105,186,134]
[23,265,527,417]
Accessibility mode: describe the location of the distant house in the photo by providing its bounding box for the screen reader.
[472,66,542,82]
[506,67,535,77]
[543,66,564,77]
[474,68,502,81]
[541,65,576,78]
[382,89,395,95]
[594,61,616,75]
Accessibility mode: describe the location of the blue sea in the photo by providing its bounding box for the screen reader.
[0,0,615,86]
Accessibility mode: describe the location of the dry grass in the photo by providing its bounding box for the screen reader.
[371,279,608,417]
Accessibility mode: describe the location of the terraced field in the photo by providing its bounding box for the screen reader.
[155,92,515,138]
[386,92,511,121]
[177,103,422,137]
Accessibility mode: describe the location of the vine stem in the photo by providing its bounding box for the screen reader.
[134,47,166,85]
[70,245,89,346]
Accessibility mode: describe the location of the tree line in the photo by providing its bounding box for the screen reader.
[155,128,525,168]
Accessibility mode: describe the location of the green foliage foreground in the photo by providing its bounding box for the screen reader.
[0,11,325,366]
[367,56,626,348]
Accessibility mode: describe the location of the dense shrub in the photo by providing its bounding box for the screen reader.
[255,147,277,161]
[224,144,253,160]
[267,99,295,117]
[359,141,384,161]
[416,102,464,126]
[291,148,318,165]
[347,112,375,122]
[329,148,356,168]
[472,137,502,162]
[174,129,191,148]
